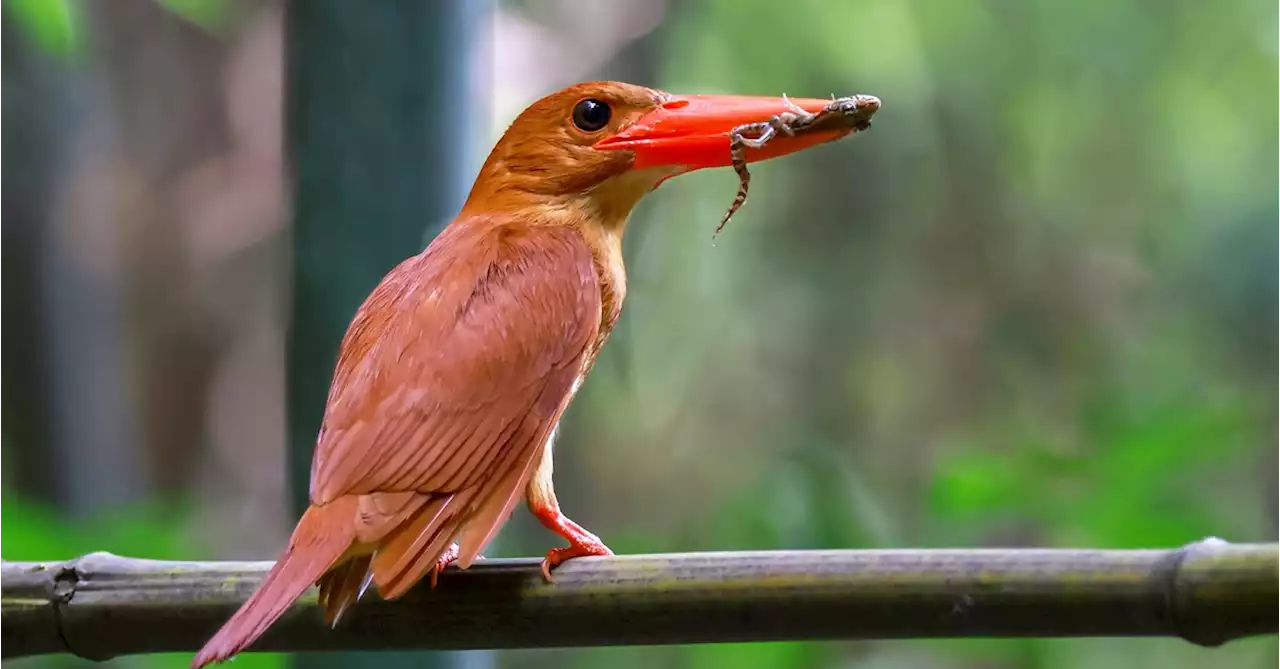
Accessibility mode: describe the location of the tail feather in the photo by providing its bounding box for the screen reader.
[191,497,358,669]
[371,492,470,599]
[317,554,372,627]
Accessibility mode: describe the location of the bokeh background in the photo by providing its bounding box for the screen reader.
[3,1,1276,668]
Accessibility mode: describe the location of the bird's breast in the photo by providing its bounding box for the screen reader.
[589,234,627,360]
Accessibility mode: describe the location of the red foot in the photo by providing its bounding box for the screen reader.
[531,504,613,581]
[541,540,613,582]
[427,543,483,588]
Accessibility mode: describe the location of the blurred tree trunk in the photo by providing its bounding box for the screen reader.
[76,0,233,506]
[1,16,67,502]
[284,1,489,668]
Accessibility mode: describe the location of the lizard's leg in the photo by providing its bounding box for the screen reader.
[739,122,778,149]
[782,94,815,120]
[771,113,800,138]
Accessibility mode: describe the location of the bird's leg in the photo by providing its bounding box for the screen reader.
[531,502,614,581]
[526,445,612,582]
[425,542,483,588]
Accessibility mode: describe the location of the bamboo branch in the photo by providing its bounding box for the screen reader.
[3,541,1276,661]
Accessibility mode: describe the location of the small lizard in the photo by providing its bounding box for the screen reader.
[717,93,880,236]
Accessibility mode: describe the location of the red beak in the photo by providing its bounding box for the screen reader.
[594,93,879,171]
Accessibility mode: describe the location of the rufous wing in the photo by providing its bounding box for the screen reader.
[307,217,601,594]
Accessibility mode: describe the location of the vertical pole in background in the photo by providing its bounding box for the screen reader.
[284,2,491,669]
[2,20,52,502]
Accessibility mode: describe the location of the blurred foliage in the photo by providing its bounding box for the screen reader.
[3,0,80,56]
[2,0,1275,668]
[2,0,235,55]
[156,0,235,31]
[1,494,190,562]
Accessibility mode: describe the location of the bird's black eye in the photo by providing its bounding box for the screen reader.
[571,98,611,132]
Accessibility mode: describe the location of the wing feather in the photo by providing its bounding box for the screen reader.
[308,219,600,574]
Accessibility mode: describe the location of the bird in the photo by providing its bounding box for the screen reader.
[191,80,867,668]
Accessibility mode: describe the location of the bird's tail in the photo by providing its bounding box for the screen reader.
[191,497,358,669]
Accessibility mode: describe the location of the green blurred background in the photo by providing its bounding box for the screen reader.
[2,0,1276,668]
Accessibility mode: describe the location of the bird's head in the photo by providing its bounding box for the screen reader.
[461,81,864,230]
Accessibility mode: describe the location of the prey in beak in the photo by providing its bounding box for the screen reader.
[595,92,881,234]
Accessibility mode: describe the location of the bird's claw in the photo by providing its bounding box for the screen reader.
[427,543,484,588]
[540,541,613,582]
